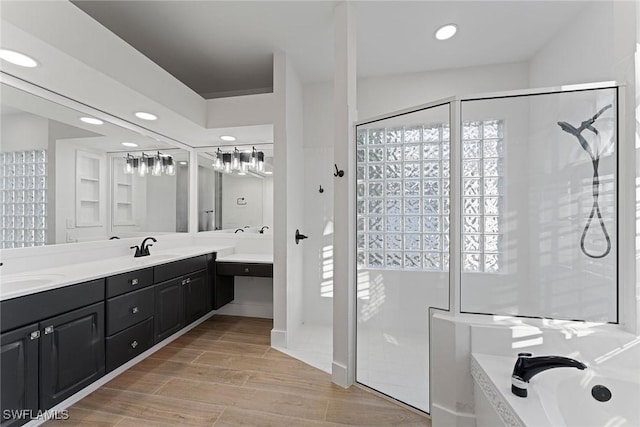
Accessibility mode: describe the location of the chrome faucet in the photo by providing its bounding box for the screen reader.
[130,236,157,257]
[234,228,244,233]
[511,352,587,397]
[259,226,269,234]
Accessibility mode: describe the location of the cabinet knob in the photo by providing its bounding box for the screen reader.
[244,267,250,273]
[43,325,54,335]
[131,340,138,349]
[29,330,40,340]
[186,277,191,284]
[131,306,139,314]
[130,278,139,286]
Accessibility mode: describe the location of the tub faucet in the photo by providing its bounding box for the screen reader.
[511,352,587,397]
[259,226,269,234]
[234,228,244,233]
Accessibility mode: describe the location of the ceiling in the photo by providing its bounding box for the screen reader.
[71,1,588,100]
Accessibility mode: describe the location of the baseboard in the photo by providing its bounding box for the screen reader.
[331,361,350,388]
[214,302,273,319]
[430,403,475,427]
[271,328,286,348]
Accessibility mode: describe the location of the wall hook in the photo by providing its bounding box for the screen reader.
[319,185,324,193]
[295,229,308,245]
[334,164,344,178]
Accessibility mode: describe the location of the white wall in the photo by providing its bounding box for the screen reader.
[144,173,177,232]
[221,174,264,229]
[1,112,48,151]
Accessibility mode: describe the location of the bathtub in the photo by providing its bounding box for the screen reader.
[472,352,640,427]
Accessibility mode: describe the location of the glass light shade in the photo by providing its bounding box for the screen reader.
[151,154,163,176]
[257,151,265,172]
[250,147,257,169]
[124,156,134,174]
[165,157,176,176]
[240,152,251,173]
[232,148,240,170]
[214,149,223,170]
[222,153,232,173]
[138,159,147,176]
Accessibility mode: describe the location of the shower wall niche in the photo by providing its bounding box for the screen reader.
[460,86,617,323]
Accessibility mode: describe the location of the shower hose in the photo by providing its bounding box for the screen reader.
[557,104,612,259]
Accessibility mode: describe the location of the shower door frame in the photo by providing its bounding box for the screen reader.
[350,80,632,413]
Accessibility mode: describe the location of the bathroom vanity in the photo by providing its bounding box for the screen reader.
[214,253,274,310]
[0,248,234,427]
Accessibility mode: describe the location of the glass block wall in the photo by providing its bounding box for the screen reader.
[356,120,503,272]
[0,150,48,248]
[461,120,504,272]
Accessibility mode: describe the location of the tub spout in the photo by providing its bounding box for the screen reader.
[511,353,587,397]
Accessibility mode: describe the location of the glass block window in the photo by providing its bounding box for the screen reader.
[356,123,450,271]
[461,120,504,272]
[0,150,48,248]
[357,119,504,272]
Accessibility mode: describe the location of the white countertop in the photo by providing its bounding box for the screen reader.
[215,253,273,264]
[0,245,235,301]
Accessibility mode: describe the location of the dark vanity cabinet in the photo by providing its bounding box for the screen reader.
[0,252,219,426]
[153,254,212,343]
[214,260,273,309]
[1,324,39,427]
[105,268,155,372]
[0,279,105,426]
[39,302,105,409]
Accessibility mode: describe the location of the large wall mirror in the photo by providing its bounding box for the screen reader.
[197,143,273,234]
[0,82,189,247]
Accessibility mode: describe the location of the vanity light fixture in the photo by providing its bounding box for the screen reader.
[220,135,236,142]
[80,117,104,125]
[134,111,157,121]
[121,142,138,148]
[0,49,38,67]
[435,23,457,41]
[124,152,176,176]
[214,146,267,175]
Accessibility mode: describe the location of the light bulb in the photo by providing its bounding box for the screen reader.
[151,154,162,176]
[232,148,240,170]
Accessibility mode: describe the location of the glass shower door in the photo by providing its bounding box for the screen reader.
[355,103,451,412]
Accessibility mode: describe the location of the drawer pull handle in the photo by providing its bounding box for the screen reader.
[29,330,40,340]
[131,340,138,349]
[186,277,191,284]
[244,267,250,273]
[131,307,139,315]
[131,278,139,286]
[182,278,191,286]
[43,326,54,335]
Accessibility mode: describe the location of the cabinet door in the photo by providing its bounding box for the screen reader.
[1,324,39,427]
[184,270,210,325]
[154,277,184,343]
[39,302,105,410]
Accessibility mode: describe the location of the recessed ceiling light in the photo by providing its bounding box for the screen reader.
[179,161,187,165]
[80,117,104,125]
[220,135,236,142]
[134,111,157,121]
[237,172,246,176]
[264,171,273,175]
[121,142,138,148]
[0,49,38,67]
[435,24,457,41]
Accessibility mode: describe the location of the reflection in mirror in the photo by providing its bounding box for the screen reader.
[0,82,189,248]
[198,144,273,233]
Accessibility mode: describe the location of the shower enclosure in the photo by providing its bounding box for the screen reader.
[354,83,618,412]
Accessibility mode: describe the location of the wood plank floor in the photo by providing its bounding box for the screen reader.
[46,315,431,426]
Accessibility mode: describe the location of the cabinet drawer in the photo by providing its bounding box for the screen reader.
[105,317,154,372]
[1,279,105,333]
[106,268,153,298]
[216,262,273,277]
[106,287,155,336]
[154,255,207,283]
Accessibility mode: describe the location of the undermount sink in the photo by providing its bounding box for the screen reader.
[1,273,66,287]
